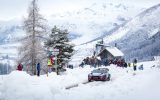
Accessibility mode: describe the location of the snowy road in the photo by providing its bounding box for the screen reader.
[55,65,160,100]
[54,61,160,100]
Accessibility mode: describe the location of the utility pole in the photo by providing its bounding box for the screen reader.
[55,55,58,75]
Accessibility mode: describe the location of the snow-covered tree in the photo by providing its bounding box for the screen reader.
[18,0,47,75]
[45,26,74,74]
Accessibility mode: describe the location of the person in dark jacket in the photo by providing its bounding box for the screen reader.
[79,61,85,68]
[124,62,127,68]
[134,58,137,63]
[133,59,137,71]
[37,63,41,76]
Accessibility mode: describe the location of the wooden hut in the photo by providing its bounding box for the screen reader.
[97,46,124,65]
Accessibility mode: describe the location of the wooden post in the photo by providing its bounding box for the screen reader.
[47,66,48,77]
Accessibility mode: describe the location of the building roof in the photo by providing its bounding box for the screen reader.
[98,46,124,57]
[106,47,124,57]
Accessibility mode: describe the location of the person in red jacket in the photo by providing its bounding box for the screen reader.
[17,63,23,71]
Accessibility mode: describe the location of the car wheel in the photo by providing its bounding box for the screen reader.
[103,76,107,81]
[107,74,111,81]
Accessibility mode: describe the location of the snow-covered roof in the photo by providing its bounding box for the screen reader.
[105,47,124,57]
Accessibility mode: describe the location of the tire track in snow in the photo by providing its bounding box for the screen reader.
[65,79,112,90]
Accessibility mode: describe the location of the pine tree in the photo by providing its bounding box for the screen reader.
[45,26,74,74]
[18,0,47,75]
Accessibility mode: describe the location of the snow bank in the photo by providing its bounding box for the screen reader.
[54,62,160,100]
[0,67,93,100]
[0,61,160,100]
[1,71,54,100]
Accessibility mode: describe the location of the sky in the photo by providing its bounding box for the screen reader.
[0,0,160,20]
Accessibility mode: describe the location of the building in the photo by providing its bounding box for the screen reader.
[95,42,124,65]
[97,46,124,60]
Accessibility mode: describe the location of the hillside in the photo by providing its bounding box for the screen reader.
[49,2,144,45]
[0,2,145,66]
[102,4,160,61]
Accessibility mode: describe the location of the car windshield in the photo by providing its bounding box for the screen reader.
[92,69,107,73]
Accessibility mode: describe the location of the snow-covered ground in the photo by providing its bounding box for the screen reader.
[0,60,160,100]
[0,2,160,100]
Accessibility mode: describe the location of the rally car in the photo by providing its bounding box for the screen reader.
[88,68,111,82]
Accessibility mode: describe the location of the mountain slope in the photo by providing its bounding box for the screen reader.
[103,4,160,61]
[0,20,24,67]
[49,2,144,45]
[0,2,147,64]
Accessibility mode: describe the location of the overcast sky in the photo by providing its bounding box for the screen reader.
[0,0,160,20]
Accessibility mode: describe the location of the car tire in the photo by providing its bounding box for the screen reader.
[103,76,107,81]
[107,74,111,81]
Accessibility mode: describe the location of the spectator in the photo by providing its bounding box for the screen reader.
[79,61,85,68]
[124,62,127,68]
[128,63,131,67]
[17,63,23,71]
[133,58,137,71]
[37,63,41,76]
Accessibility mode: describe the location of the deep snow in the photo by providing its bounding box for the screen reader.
[0,60,160,100]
